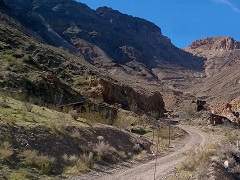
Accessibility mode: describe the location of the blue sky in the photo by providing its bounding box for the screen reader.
[77,0,240,48]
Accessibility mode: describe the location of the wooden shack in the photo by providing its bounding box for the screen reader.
[209,114,225,125]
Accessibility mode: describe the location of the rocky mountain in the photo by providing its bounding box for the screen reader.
[186,36,240,103]
[2,0,204,92]
[2,0,240,109]
[0,0,167,114]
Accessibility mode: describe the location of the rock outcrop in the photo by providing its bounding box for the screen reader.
[187,37,240,52]
[99,78,165,115]
[86,76,165,115]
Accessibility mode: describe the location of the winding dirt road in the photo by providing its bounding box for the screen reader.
[74,125,209,180]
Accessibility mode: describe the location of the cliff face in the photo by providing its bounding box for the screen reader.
[186,37,240,52]
[99,79,165,114]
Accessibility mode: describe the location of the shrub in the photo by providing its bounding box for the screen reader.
[22,100,34,112]
[132,150,147,161]
[181,103,200,119]
[177,143,220,179]
[19,150,55,174]
[63,153,93,174]
[73,77,88,88]
[8,168,31,180]
[114,110,136,130]
[0,141,14,163]
[93,141,117,162]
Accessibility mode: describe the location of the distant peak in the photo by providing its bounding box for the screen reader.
[187,36,240,51]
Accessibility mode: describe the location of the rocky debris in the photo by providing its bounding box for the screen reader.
[206,161,235,180]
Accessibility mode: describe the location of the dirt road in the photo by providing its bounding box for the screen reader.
[74,125,209,180]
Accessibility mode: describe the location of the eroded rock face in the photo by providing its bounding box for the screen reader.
[100,79,165,115]
[210,97,240,124]
[187,36,240,52]
[85,76,165,114]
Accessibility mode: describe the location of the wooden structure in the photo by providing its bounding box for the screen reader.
[209,114,226,125]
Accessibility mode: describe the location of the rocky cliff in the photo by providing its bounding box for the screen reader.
[3,0,204,82]
[186,37,240,52]
[99,79,165,115]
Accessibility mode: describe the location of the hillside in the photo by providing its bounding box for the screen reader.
[1,5,167,114]
[2,0,205,98]
[1,0,240,179]
[186,36,240,103]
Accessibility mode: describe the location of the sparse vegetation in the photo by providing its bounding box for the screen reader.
[8,168,32,180]
[181,102,201,119]
[94,141,117,162]
[63,153,93,174]
[19,150,55,174]
[0,141,14,163]
[114,112,135,130]
[177,130,240,179]
[0,94,153,179]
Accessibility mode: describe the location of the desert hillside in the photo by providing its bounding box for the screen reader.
[186,36,240,103]
[2,0,206,102]
[0,0,240,179]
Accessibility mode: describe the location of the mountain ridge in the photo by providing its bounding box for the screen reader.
[2,0,239,106]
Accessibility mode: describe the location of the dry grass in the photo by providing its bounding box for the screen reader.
[8,168,31,180]
[0,141,14,162]
[93,141,118,162]
[177,129,240,180]
[94,141,116,156]
[114,114,135,130]
[19,150,55,174]
[0,94,90,128]
[63,153,93,174]
[131,150,147,161]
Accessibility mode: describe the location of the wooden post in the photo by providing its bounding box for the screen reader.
[168,120,171,149]
[154,133,160,180]
[152,128,155,143]
[237,140,239,151]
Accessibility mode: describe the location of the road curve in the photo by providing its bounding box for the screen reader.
[74,125,208,180]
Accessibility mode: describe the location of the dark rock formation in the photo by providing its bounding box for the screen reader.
[4,0,204,72]
[99,79,165,115]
